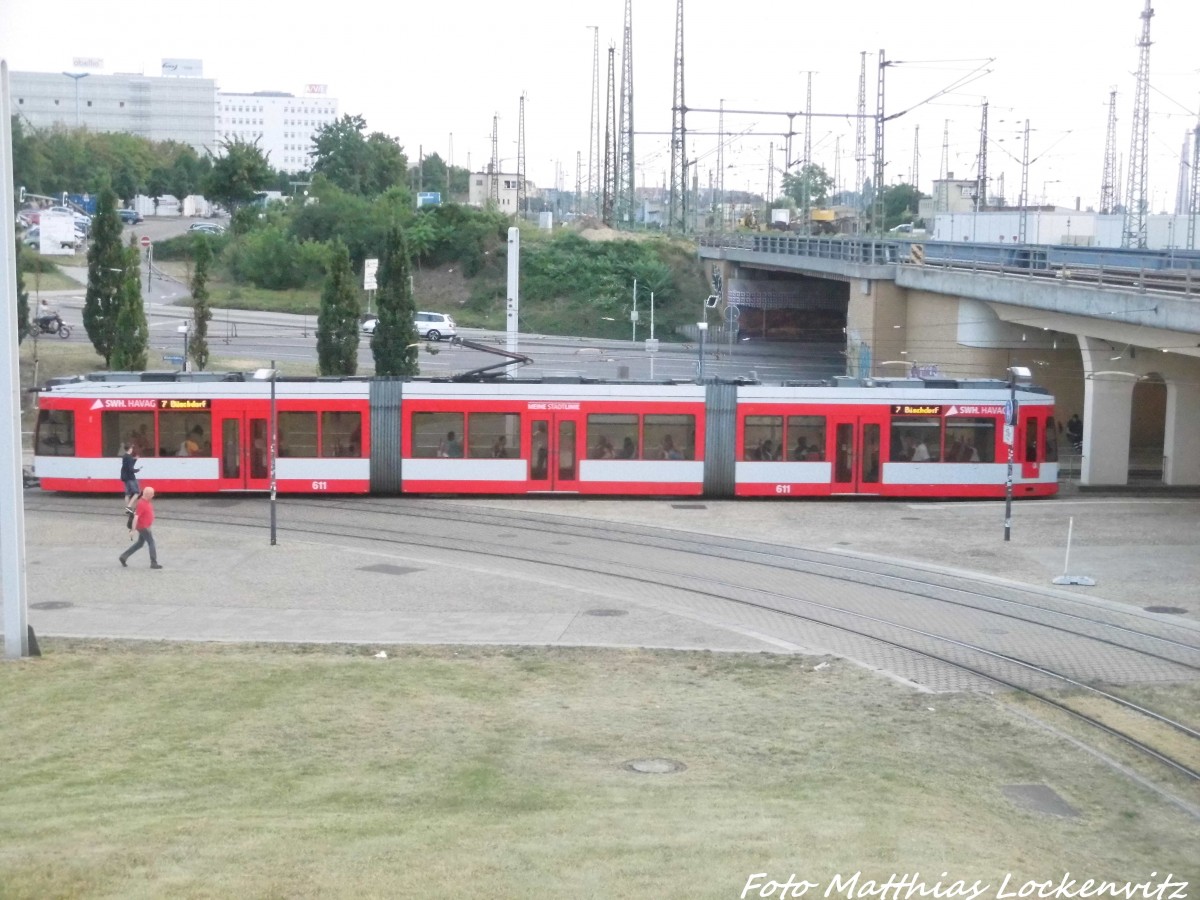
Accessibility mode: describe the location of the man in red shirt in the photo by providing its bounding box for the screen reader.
[119,486,163,569]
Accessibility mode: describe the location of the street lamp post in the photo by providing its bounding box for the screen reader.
[1003,366,1032,542]
[697,322,708,380]
[62,72,89,128]
[176,323,189,372]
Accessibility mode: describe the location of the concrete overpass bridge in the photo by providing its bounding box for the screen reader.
[698,234,1200,486]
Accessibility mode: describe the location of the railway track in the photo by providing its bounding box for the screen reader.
[25,493,1200,811]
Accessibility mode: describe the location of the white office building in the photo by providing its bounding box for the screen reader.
[216,89,339,173]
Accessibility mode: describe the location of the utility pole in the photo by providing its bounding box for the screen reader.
[716,99,725,229]
[939,120,950,213]
[1190,120,1200,250]
[912,124,920,195]
[1123,0,1154,249]
[1100,89,1119,214]
[668,0,687,232]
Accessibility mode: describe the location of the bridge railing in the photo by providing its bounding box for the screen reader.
[699,233,1200,299]
[697,233,900,266]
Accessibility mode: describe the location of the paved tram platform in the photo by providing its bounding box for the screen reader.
[6,487,1200,659]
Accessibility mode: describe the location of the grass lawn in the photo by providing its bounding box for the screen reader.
[0,642,1195,899]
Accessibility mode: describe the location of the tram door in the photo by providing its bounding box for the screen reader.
[828,415,885,494]
[528,414,583,491]
[1020,412,1041,479]
[217,414,272,491]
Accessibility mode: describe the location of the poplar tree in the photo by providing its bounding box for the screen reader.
[316,239,360,376]
[371,227,419,376]
[190,237,214,371]
[109,242,149,371]
[83,187,127,366]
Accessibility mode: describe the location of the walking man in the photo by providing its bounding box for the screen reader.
[120,486,163,569]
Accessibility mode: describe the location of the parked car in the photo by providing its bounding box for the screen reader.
[22,227,79,250]
[414,311,456,341]
[361,316,379,335]
[49,206,91,229]
[188,222,225,235]
[118,209,144,225]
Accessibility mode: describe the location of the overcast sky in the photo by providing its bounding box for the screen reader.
[3,0,1198,213]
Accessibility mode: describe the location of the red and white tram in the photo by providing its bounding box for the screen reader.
[32,373,1059,500]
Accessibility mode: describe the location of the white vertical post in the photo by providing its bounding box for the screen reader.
[1,62,31,658]
[506,227,520,356]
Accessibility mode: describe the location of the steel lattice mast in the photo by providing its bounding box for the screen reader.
[911,124,919,194]
[516,92,526,218]
[975,100,988,213]
[872,50,887,235]
[602,44,617,226]
[489,114,499,207]
[1189,120,1200,250]
[616,0,635,225]
[802,71,813,234]
[668,0,687,232]
[855,51,867,219]
[1122,0,1154,248]
[1019,119,1031,243]
[1100,90,1119,215]
[587,26,600,217]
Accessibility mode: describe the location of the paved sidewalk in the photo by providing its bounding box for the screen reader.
[8,489,1199,657]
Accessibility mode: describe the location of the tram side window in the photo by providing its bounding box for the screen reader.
[102,411,156,458]
[322,411,362,457]
[468,413,521,458]
[162,413,213,457]
[279,411,317,458]
[889,417,942,462]
[786,415,826,460]
[1044,416,1059,462]
[943,418,994,463]
[743,415,783,460]
[35,409,75,456]
[411,412,463,458]
[644,414,696,460]
[587,413,638,459]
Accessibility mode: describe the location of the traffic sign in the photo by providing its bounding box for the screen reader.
[724,304,740,325]
[162,354,184,364]
[140,236,151,248]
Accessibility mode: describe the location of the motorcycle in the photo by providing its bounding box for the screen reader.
[32,314,71,339]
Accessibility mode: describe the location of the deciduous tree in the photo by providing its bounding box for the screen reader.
[316,240,360,376]
[371,227,419,376]
[204,137,273,214]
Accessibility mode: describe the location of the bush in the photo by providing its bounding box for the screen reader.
[225,225,331,290]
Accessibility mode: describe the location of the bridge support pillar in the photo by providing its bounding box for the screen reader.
[1079,336,1134,486]
[1164,383,1200,485]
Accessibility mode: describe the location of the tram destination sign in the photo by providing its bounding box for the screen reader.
[158,399,212,410]
[891,404,943,416]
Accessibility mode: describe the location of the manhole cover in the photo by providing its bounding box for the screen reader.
[624,758,687,774]
[901,516,921,521]
[1144,606,1188,615]
[671,504,707,510]
[585,608,627,617]
[31,601,73,610]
